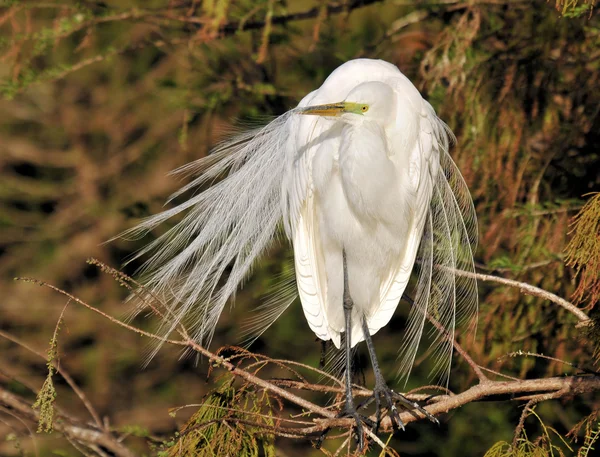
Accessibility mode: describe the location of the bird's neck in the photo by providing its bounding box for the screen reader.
[338,122,401,223]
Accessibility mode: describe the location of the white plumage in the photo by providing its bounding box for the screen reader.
[121,58,478,386]
[291,61,435,350]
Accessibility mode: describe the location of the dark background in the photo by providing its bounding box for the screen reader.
[1,1,599,456]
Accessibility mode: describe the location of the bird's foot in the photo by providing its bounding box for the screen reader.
[315,401,374,452]
[359,381,438,434]
[339,401,375,451]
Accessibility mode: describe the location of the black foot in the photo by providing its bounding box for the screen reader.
[359,382,439,434]
[315,401,374,451]
[341,402,376,451]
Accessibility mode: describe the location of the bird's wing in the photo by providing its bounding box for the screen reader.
[293,194,336,345]
[289,114,341,347]
[365,210,430,336]
[364,117,434,337]
[395,103,479,387]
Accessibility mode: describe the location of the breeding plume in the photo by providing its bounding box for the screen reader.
[122,58,478,444]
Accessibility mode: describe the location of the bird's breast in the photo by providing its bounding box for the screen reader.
[311,122,415,253]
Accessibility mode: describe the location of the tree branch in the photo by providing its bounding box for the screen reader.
[307,375,600,434]
[218,0,384,34]
[0,328,104,430]
[0,387,136,457]
[453,269,591,324]
[11,267,599,453]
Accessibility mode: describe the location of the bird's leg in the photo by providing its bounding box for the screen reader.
[315,249,372,451]
[359,317,439,434]
[338,248,371,450]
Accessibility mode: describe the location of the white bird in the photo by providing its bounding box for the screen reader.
[121,58,478,446]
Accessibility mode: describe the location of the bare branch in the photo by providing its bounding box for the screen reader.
[453,269,591,324]
[11,268,599,452]
[14,278,186,346]
[184,338,337,419]
[0,329,104,430]
[309,375,600,434]
[394,376,600,428]
[0,387,136,457]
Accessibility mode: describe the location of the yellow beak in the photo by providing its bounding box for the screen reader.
[299,102,346,117]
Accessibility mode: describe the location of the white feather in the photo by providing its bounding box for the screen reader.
[119,59,477,387]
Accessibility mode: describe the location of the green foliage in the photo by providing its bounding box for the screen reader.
[420,2,600,386]
[157,377,277,457]
[485,409,572,457]
[484,407,600,457]
[0,1,599,456]
[568,411,600,457]
[565,193,600,308]
[579,312,600,367]
[485,440,554,457]
[555,1,596,18]
[32,313,63,433]
[578,423,600,457]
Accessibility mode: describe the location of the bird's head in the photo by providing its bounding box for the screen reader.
[299,81,396,127]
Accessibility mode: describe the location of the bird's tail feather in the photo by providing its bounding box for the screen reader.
[116,112,296,361]
[396,116,478,387]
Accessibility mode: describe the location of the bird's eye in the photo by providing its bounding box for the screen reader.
[361,105,369,113]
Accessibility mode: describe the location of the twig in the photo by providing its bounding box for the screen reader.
[267,378,371,398]
[511,387,569,448]
[0,329,104,430]
[170,403,314,426]
[14,277,337,421]
[185,338,336,419]
[0,405,39,457]
[14,278,186,346]
[0,387,136,457]
[403,294,488,382]
[502,350,599,375]
[434,318,488,382]
[475,258,560,273]
[477,365,521,381]
[453,269,590,324]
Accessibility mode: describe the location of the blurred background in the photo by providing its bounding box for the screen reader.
[0,0,599,456]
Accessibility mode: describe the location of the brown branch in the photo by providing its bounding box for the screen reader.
[0,386,136,457]
[138,374,600,444]
[511,388,570,447]
[14,278,186,346]
[0,328,104,431]
[170,356,600,439]
[453,269,591,324]
[427,312,488,382]
[302,375,600,435]
[393,376,600,428]
[402,293,488,382]
[14,270,599,452]
[184,338,337,419]
[15,278,337,421]
[218,0,383,34]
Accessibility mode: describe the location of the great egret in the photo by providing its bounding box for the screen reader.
[121,58,478,447]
